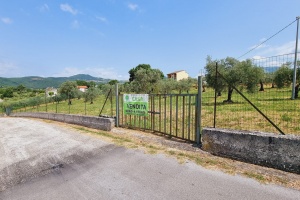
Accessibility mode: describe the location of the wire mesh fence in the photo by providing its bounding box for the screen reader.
[2,52,300,136]
[203,53,300,135]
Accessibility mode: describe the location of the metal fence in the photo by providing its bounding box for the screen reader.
[204,53,300,135]
[3,52,300,139]
[118,94,198,141]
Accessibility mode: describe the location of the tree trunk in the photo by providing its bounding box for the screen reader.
[259,80,264,91]
[295,84,299,98]
[271,82,275,88]
[68,99,72,105]
[224,87,233,103]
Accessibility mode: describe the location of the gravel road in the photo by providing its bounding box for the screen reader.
[0,117,299,200]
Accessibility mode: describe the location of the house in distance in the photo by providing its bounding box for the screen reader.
[167,70,189,81]
[77,85,88,92]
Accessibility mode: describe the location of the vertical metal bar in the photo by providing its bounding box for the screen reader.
[164,95,167,133]
[175,95,178,137]
[55,96,57,113]
[170,95,173,136]
[188,95,191,141]
[152,95,155,131]
[292,16,300,99]
[182,96,185,139]
[196,76,202,146]
[159,95,162,132]
[120,94,123,126]
[213,62,218,128]
[110,89,113,117]
[115,84,119,127]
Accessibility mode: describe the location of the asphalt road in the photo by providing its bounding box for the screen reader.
[0,117,299,200]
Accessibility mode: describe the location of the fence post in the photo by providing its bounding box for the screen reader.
[292,16,299,99]
[196,76,202,146]
[115,84,119,127]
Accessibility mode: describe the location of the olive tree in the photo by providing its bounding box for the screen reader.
[58,81,78,105]
[131,68,164,93]
[205,56,264,102]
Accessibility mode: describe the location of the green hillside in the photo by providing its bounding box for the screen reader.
[0,74,111,89]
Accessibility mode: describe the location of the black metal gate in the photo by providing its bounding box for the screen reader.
[118,94,198,142]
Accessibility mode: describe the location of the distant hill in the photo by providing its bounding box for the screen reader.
[263,66,280,73]
[0,74,111,89]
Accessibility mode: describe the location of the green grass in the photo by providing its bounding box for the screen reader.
[6,86,300,136]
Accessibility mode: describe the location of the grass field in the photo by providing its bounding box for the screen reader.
[7,85,300,136]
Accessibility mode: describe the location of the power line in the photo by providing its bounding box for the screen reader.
[237,18,298,59]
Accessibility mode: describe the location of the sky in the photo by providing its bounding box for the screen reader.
[0,0,300,80]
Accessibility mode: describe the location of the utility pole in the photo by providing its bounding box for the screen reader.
[291,16,299,99]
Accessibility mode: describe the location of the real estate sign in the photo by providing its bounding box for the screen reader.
[123,94,148,116]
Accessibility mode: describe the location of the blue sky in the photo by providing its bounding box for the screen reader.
[0,0,300,80]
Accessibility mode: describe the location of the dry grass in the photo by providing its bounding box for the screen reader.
[46,120,300,191]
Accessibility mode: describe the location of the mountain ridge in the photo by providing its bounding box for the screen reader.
[0,74,111,89]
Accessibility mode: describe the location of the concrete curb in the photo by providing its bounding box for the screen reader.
[9,112,115,131]
[202,128,300,174]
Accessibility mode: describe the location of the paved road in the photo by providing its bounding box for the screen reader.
[0,117,299,200]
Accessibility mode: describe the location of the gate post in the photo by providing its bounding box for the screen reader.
[196,76,202,146]
[115,84,119,127]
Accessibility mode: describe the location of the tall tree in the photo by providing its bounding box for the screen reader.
[84,86,99,104]
[129,64,164,82]
[273,65,292,88]
[205,56,264,102]
[58,81,78,105]
[131,68,164,93]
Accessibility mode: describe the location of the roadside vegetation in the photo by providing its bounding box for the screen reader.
[1,61,300,135]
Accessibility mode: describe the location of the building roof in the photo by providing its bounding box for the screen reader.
[77,86,88,89]
[167,70,186,75]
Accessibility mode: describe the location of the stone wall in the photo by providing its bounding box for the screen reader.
[9,112,115,131]
[202,128,300,174]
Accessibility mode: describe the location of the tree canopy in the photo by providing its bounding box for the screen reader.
[58,81,78,105]
[205,56,264,102]
[129,64,164,82]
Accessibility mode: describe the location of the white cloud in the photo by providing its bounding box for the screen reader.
[71,20,80,29]
[247,40,296,58]
[1,17,13,24]
[39,4,49,12]
[60,3,78,15]
[261,41,295,55]
[128,3,138,11]
[53,67,127,80]
[96,16,108,23]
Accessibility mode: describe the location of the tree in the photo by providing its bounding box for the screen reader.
[84,86,99,104]
[15,85,26,94]
[131,68,165,93]
[273,65,292,88]
[108,80,119,85]
[129,64,164,82]
[205,56,239,102]
[175,78,196,94]
[76,80,88,86]
[129,64,151,82]
[157,78,176,94]
[1,87,14,98]
[58,81,78,105]
[205,56,264,102]
[205,56,227,97]
[237,59,265,93]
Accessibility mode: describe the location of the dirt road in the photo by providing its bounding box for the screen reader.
[0,117,299,199]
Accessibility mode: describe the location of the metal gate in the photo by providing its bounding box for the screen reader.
[118,93,199,142]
